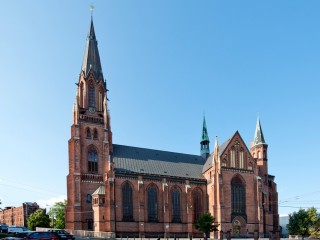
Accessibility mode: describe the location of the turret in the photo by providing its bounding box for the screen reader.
[200,116,210,159]
[250,116,268,179]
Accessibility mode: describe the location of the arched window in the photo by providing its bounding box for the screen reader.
[172,188,181,223]
[148,186,158,222]
[89,86,95,107]
[231,177,246,215]
[86,128,91,139]
[239,151,244,169]
[87,194,92,203]
[258,151,261,159]
[193,189,202,222]
[88,148,98,173]
[122,182,133,221]
[93,129,98,140]
[230,149,235,168]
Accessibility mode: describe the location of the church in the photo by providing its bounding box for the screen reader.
[66,17,279,238]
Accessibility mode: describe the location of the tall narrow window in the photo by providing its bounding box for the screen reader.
[172,188,181,223]
[148,186,158,222]
[86,128,91,139]
[80,82,84,107]
[98,88,104,111]
[122,182,133,221]
[230,150,235,168]
[88,149,98,173]
[258,151,261,159]
[231,177,246,214]
[193,189,202,222]
[93,129,98,140]
[89,87,95,107]
[87,219,93,230]
[239,151,244,169]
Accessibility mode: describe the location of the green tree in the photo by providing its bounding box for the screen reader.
[48,200,67,229]
[286,207,318,239]
[195,212,219,240]
[27,209,50,230]
[309,219,320,238]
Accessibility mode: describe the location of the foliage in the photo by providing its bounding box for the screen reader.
[194,212,219,239]
[48,200,67,229]
[27,209,50,230]
[309,218,320,238]
[286,207,319,238]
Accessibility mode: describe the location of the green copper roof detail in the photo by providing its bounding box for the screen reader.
[201,116,210,142]
[200,115,210,159]
[253,116,267,146]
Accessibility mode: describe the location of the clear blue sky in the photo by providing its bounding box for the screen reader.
[1,0,320,216]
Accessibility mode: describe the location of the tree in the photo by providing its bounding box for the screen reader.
[48,200,67,229]
[286,207,318,239]
[309,219,320,239]
[27,209,50,230]
[195,212,219,240]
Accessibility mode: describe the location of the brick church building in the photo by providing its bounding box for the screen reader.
[66,18,279,238]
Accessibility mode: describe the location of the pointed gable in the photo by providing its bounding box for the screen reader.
[218,131,254,171]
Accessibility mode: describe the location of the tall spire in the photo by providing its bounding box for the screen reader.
[200,115,210,159]
[81,17,103,80]
[253,116,266,146]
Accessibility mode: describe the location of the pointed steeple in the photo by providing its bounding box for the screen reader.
[81,17,103,80]
[201,115,209,142]
[200,115,210,159]
[253,116,267,146]
[214,136,219,158]
[213,136,220,169]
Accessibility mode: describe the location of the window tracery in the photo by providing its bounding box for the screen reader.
[122,182,134,221]
[148,186,158,222]
[88,147,98,173]
[172,187,181,223]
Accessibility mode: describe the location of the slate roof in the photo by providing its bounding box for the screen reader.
[81,18,103,80]
[202,154,213,173]
[111,144,206,180]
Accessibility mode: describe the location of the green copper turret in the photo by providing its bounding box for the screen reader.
[253,116,267,146]
[200,115,210,159]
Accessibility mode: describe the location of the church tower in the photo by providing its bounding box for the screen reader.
[250,116,268,177]
[66,16,112,230]
[250,117,279,235]
[200,116,210,159]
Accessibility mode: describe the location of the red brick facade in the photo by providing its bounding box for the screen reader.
[65,19,279,238]
[0,202,39,227]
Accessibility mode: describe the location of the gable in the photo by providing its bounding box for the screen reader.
[219,131,255,171]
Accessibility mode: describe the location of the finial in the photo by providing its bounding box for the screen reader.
[90,4,94,17]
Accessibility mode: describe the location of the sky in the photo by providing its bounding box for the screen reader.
[0,0,320,216]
